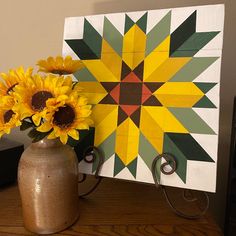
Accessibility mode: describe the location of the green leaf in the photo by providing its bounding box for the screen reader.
[67,136,79,147]
[28,128,51,143]
[67,128,95,147]
[78,127,95,142]
[20,120,34,131]
[32,132,51,143]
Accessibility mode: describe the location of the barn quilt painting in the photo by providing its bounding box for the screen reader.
[63,4,224,192]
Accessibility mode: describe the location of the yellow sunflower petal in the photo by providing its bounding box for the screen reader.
[68,129,79,140]
[47,57,55,69]
[0,131,4,138]
[60,133,68,144]
[77,96,88,106]
[63,76,73,87]
[79,107,92,117]
[56,56,64,67]
[32,114,41,126]
[37,122,52,132]
[72,60,85,71]
[75,122,89,130]
[47,130,57,139]
[64,56,72,67]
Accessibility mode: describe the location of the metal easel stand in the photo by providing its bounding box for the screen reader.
[78,146,104,198]
[78,147,209,219]
[152,153,210,219]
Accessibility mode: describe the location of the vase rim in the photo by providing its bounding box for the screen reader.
[31,138,62,148]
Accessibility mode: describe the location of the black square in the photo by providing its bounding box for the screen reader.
[119,82,142,105]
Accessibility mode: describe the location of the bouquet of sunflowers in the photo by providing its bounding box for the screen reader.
[0,56,93,144]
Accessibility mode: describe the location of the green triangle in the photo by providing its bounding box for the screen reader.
[139,132,158,170]
[103,17,123,56]
[194,95,217,108]
[127,158,137,178]
[169,108,215,134]
[98,131,116,162]
[73,67,97,81]
[83,18,102,58]
[170,57,218,82]
[136,12,148,33]
[172,32,220,57]
[125,14,135,33]
[113,154,126,176]
[146,11,171,56]
[194,82,217,94]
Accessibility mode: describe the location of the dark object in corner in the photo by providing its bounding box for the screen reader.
[225,97,236,235]
[70,128,95,162]
[0,138,24,187]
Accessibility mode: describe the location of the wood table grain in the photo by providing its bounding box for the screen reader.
[0,177,223,236]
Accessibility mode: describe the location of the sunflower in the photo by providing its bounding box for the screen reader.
[37,56,84,75]
[37,93,93,144]
[14,74,73,126]
[0,67,33,96]
[0,96,21,138]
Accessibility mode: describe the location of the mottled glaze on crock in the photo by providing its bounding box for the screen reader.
[18,138,79,234]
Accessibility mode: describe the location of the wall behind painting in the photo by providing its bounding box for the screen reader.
[0,0,235,228]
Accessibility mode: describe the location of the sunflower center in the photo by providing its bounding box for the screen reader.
[31,91,53,111]
[51,70,69,75]
[7,83,18,94]
[4,110,15,123]
[53,105,75,128]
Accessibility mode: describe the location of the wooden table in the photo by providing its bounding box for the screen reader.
[0,177,223,235]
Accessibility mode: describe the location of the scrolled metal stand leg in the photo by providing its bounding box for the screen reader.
[78,146,104,198]
[152,153,210,220]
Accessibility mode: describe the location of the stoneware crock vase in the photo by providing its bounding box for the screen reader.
[18,138,79,234]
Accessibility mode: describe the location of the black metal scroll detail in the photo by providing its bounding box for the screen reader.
[78,146,104,198]
[151,153,210,219]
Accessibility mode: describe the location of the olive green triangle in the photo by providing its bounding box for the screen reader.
[98,131,116,162]
[73,67,97,81]
[170,57,218,82]
[103,17,123,56]
[146,11,171,56]
[164,133,187,183]
[194,95,217,108]
[113,154,126,176]
[139,132,158,170]
[125,14,135,33]
[169,108,215,134]
[139,132,161,182]
[194,82,217,94]
[83,18,102,58]
[136,12,147,33]
[127,158,137,178]
[171,32,219,57]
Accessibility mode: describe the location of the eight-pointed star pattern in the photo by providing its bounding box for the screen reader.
[63,6,224,190]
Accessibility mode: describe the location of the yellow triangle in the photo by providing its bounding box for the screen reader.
[93,105,118,146]
[79,82,107,104]
[101,39,122,80]
[116,118,139,165]
[143,36,170,81]
[140,107,164,153]
[154,82,204,107]
[83,60,119,82]
[143,106,188,133]
[145,57,191,82]
[122,25,146,69]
